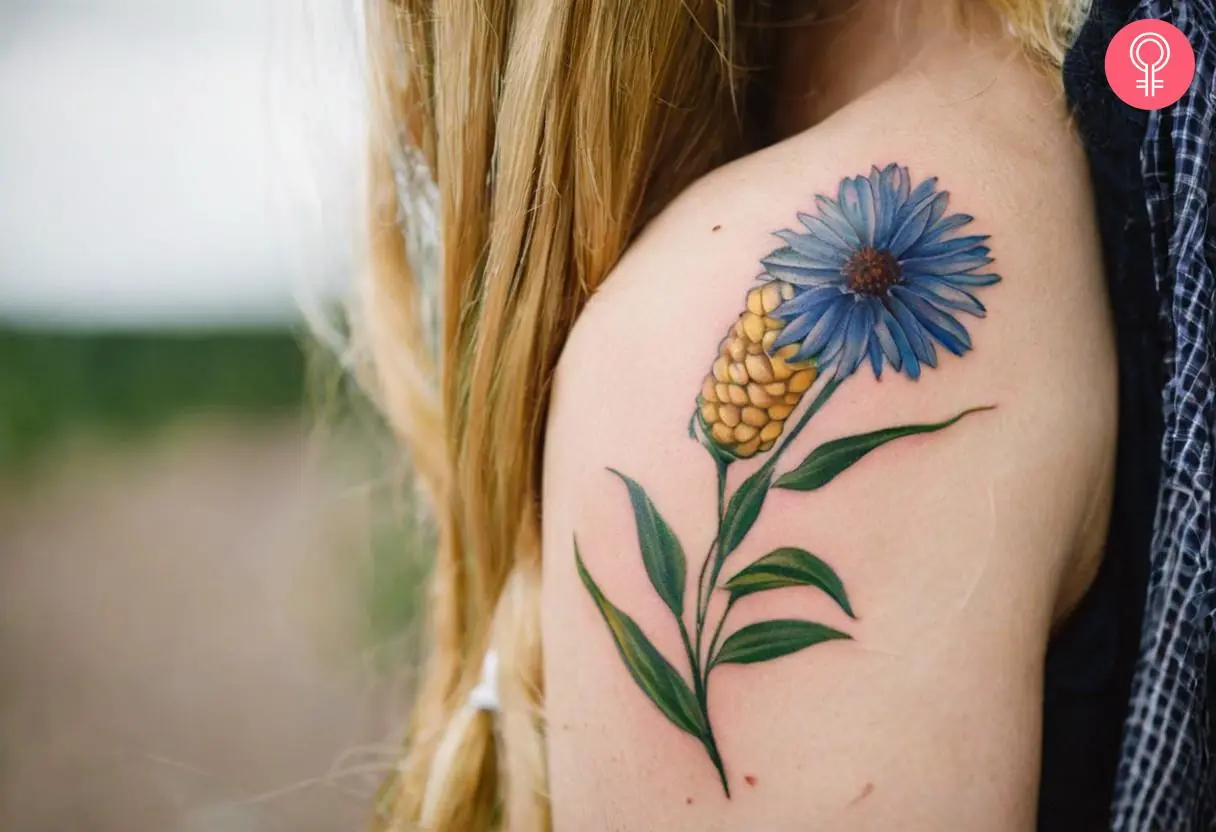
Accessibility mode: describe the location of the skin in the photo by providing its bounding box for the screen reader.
[541,13,1116,832]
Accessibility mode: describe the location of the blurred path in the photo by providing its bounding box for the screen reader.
[0,422,404,831]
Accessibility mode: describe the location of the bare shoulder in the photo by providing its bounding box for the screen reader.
[542,62,1114,831]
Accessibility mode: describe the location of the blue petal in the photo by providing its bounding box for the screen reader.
[868,336,884,377]
[777,295,850,355]
[771,285,846,319]
[901,248,993,276]
[797,211,853,249]
[872,164,902,247]
[926,271,1002,287]
[888,295,938,368]
[892,176,937,229]
[918,213,974,246]
[774,229,848,266]
[892,286,973,355]
[904,275,986,317]
[835,300,873,378]
[773,310,814,345]
[877,305,918,377]
[838,177,875,245]
[904,233,988,260]
[762,248,847,287]
[814,195,862,246]
[763,248,846,274]
[925,189,948,228]
[887,192,947,257]
[764,267,846,289]
[871,308,900,371]
[816,325,847,368]
[891,164,910,205]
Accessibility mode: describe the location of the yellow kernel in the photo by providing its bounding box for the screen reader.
[784,393,801,405]
[716,383,731,402]
[747,383,774,408]
[728,362,749,385]
[734,423,759,442]
[701,376,718,403]
[760,421,783,442]
[728,338,747,362]
[744,354,774,384]
[789,369,814,393]
[761,283,782,314]
[747,289,765,315]
[762,330,778,352]
[746,340,764,355]
[713,356,730,382]
[719,337,732,357]
[719,404,741,427]
[764,316,783,331]
[779,281,795,300]
[770,356,792,381]
[742,313,766,343]
[763,381,787,396]
[776,344,799,359]
[700,401,718,424]
[768,404,794,420]
[728,385,749,406]
[758,440,775,452]
[711,422,734,444]
[735,436,761,457]
[741,406,767,427]
[733,319,745,338]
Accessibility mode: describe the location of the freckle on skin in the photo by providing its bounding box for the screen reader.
[744,775,757,787]
[712,224,722,232]
[848,782,875,806]
[686,797,693,805]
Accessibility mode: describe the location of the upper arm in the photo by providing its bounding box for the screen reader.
[540,84,1115,831]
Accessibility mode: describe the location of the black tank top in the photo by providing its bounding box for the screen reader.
[1040,3,1163,828]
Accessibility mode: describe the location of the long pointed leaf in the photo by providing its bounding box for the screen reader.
[774,406,994,492]
[718,464,773,559]
[723,547,855,618]
[575,541,705,739]
[714,619,851,667]
[608,469,687,617]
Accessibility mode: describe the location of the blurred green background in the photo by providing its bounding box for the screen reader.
[0,328,305,472]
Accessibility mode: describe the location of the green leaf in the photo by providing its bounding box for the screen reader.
[718,464,773,558]
[774,406,994,492]
[575,541,706,739]
[714,619,851,667]
[723,547,855,618]
[608,469,687,617]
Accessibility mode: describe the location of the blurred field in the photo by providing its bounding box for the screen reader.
[0,331,421,831]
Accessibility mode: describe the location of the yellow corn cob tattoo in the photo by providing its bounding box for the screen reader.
[697,280,818,459]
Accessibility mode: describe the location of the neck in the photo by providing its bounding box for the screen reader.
[770,0,1008,138]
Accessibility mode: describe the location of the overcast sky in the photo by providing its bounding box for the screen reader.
[0,1,363,329]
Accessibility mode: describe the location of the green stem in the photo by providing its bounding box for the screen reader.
[702,723,731,797]
[678,604,730,796]
[691,373,842,797]
[694,461,727,661]
[704,596,737,675]
[782,373,843,450]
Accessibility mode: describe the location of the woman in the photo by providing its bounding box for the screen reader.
[361,1,1164,829]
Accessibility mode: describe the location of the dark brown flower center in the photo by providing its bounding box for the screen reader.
[843,246,901,296]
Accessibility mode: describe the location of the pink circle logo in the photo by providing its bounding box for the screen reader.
[1106,19,1196,109]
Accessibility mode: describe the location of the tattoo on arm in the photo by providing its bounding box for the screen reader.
[574,164,1000,796]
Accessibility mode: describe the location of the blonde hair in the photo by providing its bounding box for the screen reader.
[357,1,1087,829]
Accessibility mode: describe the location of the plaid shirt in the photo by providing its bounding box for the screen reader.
[1108,0,1216,828]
